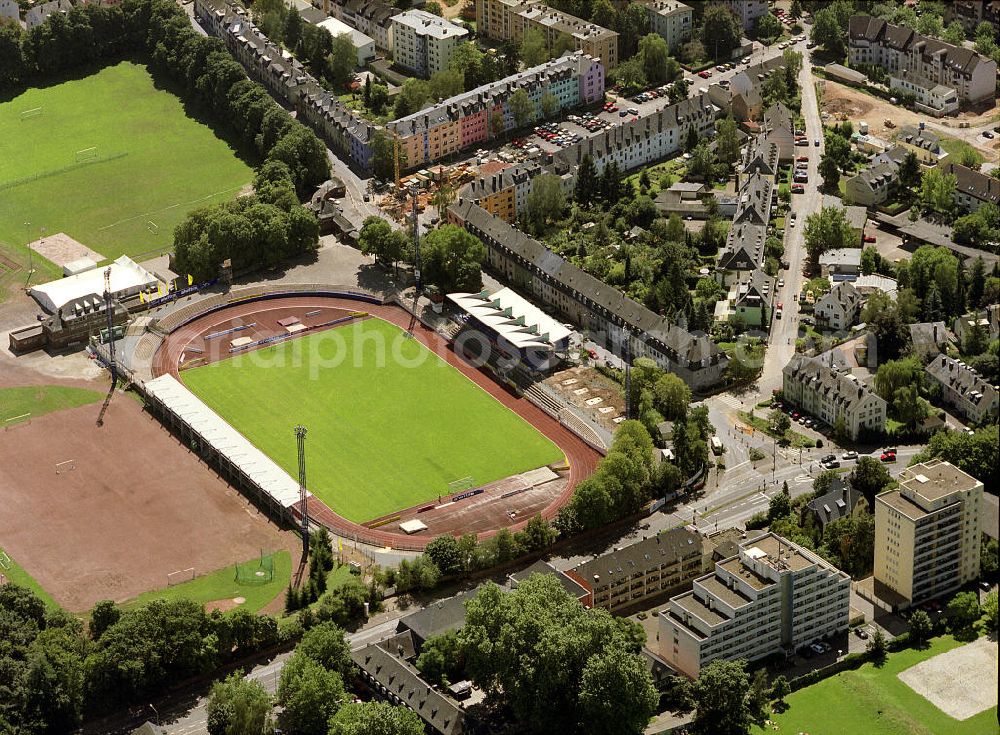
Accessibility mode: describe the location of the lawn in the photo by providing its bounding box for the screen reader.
[757,636,997,735]
[0,61,253,281]
[0,385,104,423]
[940,137,984,168]
[119,550,291,613]
[0,547,60,610]
[182,319,564,522]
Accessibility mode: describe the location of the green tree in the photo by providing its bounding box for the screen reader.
[789,0,802,19]
[283,8,303,52]
[818,153,841,190]
[768,491,792,522]
[920,167,957,219]
[803,205,854,265]
[769,409,791,436]
[820,514,876,579]
[701,4,741,60]
[617,1,651,58]
[897,150,922,194]
[424,535,464,577]
[277,653,345,735]
[296,621,353,679]
[415,631,464,686]
[449,42,485,89]
[771,675,791,708]
[715,116,741,169]
[916,12,944,39]
[874,357,922,401]
[369,130,404,183]
[421,224,486,293]
[514,513,557,553]
[946,591,981,632]
[89,600,120,641]
[691,659,753,735]
[755,12,782,42]
[652,373,690,421]
[908,609,933,644]
[811,1,852,55]
[525,173,565,234]
[982,589,998,632]
[429,68,464,100]
[460,575,655,734]
[540,90,559,119]
[849,456,892,511]
[866,627,887,664]
[520,27,548,67]
[359,216,407,270]
[206,672,273,735]
[688,142,715,182]
[575,154,599,204]
[329,701,424,735]
[326,34,357,89]
[394,78,431,118]
[639,33,670,85]
[508,87,535,129]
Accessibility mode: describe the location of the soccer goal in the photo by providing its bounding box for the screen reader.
[55,459,76,474]
[448,476,475,496]
[75,147,98,163]
[146,220,159,235]
[20,107,43,121]
[167,567,196,586]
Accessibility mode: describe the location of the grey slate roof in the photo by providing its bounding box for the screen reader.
[783,354,882,413]
[352,643,465,735]
[398,589,474,644]
[572,528,704,588]
[805,477,863,527]
[849,15,989,76]
[941,162,1000,207]
[509,560,590,600]
[925,353,998,410]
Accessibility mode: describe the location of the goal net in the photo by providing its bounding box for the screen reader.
[75,147,98,163]
[167,567,195,586]
[20,107,42,121]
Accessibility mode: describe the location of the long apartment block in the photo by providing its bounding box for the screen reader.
[875,460,983,609]
[659,533,851,678]
[476,0,618,69]
[387,53,605,169]
[849,15,997,105]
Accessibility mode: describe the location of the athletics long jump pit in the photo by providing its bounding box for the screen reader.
[0,392,295,611]
[151,293,600,550]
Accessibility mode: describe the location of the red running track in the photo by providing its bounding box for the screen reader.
[150,295,600,550]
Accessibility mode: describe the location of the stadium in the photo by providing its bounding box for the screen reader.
[136,286,600,550]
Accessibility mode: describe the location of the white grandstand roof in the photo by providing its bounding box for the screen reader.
[29,255,158,313]
[143,374,304,508]
[448,287,572,351]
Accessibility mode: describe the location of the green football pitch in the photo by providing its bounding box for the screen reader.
[0,61,252,287]
[181,319,564,523]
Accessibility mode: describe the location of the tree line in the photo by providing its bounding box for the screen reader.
[0,583,282,733]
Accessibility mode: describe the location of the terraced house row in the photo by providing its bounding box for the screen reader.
[386,53,606,169]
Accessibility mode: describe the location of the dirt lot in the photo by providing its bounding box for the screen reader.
[898,637,998,720]
[0,395,297,611]
[820,79,998,161]
[545,366,626,431]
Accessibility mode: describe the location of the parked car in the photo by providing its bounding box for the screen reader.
[854,627,869,639]
[821,454,836,463]
[815,139,821,146]
[778,279,785,287]
[880,452,897,463]
[777,301,784,310]
[791,184,805,193]
[984,131,995,139]
[863,234,877,243]
[796,155,809,162]
[842,450,858,460]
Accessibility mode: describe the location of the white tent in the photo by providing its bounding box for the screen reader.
[29,255,158,313]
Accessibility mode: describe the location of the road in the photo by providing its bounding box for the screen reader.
[760,47,824,398]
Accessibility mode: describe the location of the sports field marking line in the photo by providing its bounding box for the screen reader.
[4,413,30,423]
[96,185,246,232]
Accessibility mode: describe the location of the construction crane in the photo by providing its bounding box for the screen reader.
[295,425,310,562]
[393,130,402,194]
[623,330,632,420]
[406,184,421,335]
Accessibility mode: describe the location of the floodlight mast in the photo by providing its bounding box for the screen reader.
[295,425,309,560]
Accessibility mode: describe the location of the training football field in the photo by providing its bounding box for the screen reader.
[181,319,564,523]
[0,61,252,281]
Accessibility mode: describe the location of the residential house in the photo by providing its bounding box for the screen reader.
[940,162,1000,213]
[460,161,543,223]
[508,560,591,605]
[707,56,784,121]
[715,0,768,31]
[644,0,693,52]
[761,102,795,163]
[853,274,898,300]
[818,248,863,279]
[893,125,947,166]
[782,354,887,439]
[947,0,1000,34]
[659,533,851,678]
[822,194,868,244]
[352,641,465,735]
[874,460,983,610]
[814,281,861,332]
[654,182,737,220]
[925,353,999,423]
[844,153,902,207]
[908,321,948,361]
[715,268,773,328]
[953,305,1000,345]
[328,0,396,50]
[849,15,997,106]
[565,528,710,614]
[801,477,866,535]
[889,72,959,116]
[448,199,730,389]
[716,172,774,285]
[476,0,619,69]
[317,17,376,65]
[390,10,468,78]
[25,0,71,28]
[0,0,19,24]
